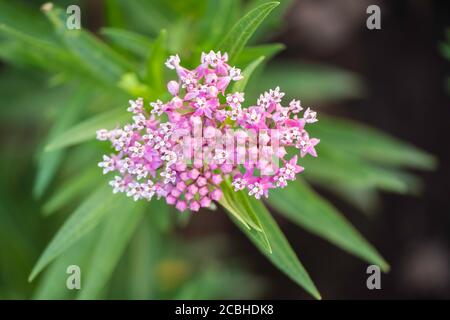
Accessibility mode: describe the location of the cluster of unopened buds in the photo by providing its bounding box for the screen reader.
[97,51,320,212]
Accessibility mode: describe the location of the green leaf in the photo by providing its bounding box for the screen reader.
[199,0,240,49]
[42,166,100,216]
[104,0,126,28]
[218,1,280,64]
[43,6,133,85]
[145,29,167,94]
[0,24,91,78]
[219,187,251,230]
[77,200,145,299]
[28,185,116,281]
[33,148,65,199]
[299,145,413,193]
[440,42,450,61]
[33,231,98,299]
[244,0,295,42]
[230,197,321,299]
[267,179,390,272]
[127,214,162,299]
[308,180,381,216]
[33,87,92,198]
[174,266,261,299]
[256,62,365,103]
[44,108,129,152]
[101,27,153,58]
[0,0,53,40]
[232,56,265,93]
[167,19,195,54]
[118,72,153,99]
[219,180,266,235]
[309,116,437,170]
[148,199,171,233]
[236,43,285,66]
[121,0,173,36]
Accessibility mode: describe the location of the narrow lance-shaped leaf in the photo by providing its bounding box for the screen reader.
[45,108,129,152]
[33,231,98,299]
[309,116,437,170]
[0,0,53,39]
[244,0,295,42]
[0,24,92,78]
[33,87,92,198]
[218,1,280,64]
[219,184,251,230]
[220,180,267,235]
[127,214,163,299]
[77,199,145,299]
[236,43,285,67]
[28,185,116,281]
[42,166,100,216]
[148,199,171,233]
[232,56,265,93]
[145,29,167,95]
[267,179,390,272]
[299,145,412,193]
[199,0,240,50]
[256,62,365,103]
[43,5,134,85]
[101,27,154,58]
[228,196,321,299]
[104,0,126,29]
[123,0,173,35]
[316,183,381,216]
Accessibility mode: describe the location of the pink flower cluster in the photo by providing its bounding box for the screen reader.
[97,51,319,212]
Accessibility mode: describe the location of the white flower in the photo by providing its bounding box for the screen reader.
[289,99,303,113]
[226,92,245,109]
[127,98,143,114]
[228,107,242,121]
[129,142,144,158]
[161,150,178,166]
[181,72,197,88]
[150,100,164,116]
[246,108,261,125]
[304,107,318,123]
[98,155,115,174]
[131,163,147,180]
[141,181,155,200]
[132,113,146,130]
[213,149,228,164]
[269,86,284,103]
[257,91,271,109]
[201,50,228,68]
[248,182,264,199]
[119,157,133,174]
[126,181,142,201]
[165,54,180,69]
[232,178,247,191]
[160,167,176,184]
[229,67,243,81]
[96,129,109,141]
[109,176,125,193]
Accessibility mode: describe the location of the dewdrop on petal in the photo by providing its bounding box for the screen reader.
[96,51,320,212]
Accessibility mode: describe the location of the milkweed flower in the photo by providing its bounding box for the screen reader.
[96,51,320,211]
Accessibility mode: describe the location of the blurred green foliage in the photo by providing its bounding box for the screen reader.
[0,0,436,299]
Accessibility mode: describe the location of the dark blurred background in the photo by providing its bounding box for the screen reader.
[188,0,450,299]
